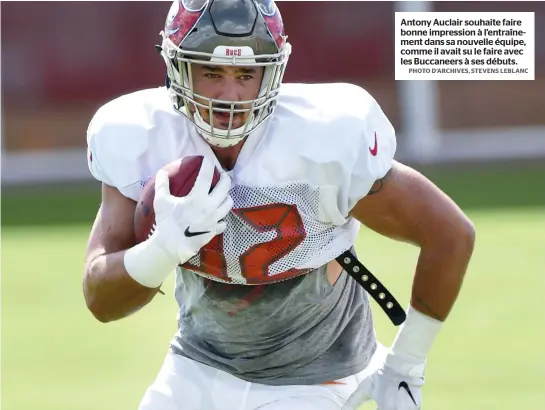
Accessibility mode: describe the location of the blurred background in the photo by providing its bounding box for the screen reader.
[1,2,544,410]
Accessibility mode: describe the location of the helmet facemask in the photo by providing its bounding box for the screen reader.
[161,36,291,148]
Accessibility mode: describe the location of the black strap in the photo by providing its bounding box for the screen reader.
[336,250,406,326]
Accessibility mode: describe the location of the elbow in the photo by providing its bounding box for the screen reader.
[423,214,476,257]
[94,314,116,324]
[441,215,476,258]
[458,216,476,254]
[86,298,114,323]
[83,269,114,324]
[82,267,151,324]
[83,287,112,323]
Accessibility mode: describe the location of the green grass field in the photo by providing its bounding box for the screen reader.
[2,163,544,410]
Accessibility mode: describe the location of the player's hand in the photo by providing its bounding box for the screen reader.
[152,157,233,264]
[343,355,424,410]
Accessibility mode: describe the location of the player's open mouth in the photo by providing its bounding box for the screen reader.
[215,112,235,120]
[214,112,245,129]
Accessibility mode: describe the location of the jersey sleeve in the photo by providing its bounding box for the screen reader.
[86,104,149,202]
[344,90,397,215]
[86,116,114,187]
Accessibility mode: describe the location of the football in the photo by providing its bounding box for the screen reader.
[134,155,221,244]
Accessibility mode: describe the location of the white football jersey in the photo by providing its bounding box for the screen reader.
[87,83,396,285]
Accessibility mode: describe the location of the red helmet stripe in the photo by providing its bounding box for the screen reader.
[165,0,202,46]
[263,8,285,49]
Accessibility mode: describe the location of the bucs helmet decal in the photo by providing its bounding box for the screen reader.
[261,1,286,49]
[165,0,206,47]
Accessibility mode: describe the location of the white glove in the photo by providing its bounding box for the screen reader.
[343,306,443,410]
[343,357,424,410]
[124,158,233,288]
[152,158,233,262]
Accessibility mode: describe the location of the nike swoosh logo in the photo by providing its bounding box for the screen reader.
[369,132,378,156]
[398,381,417,406]
[184,227,210,237]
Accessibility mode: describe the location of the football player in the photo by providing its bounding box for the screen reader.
[83,1,475,409]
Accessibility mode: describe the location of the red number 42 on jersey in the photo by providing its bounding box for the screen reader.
[182,203,310,284]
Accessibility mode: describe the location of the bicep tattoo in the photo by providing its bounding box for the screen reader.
[367,168,393,195]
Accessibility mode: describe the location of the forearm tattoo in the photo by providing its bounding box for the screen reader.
[414,296,445,321]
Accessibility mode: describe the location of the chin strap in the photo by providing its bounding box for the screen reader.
[336,250,406,326]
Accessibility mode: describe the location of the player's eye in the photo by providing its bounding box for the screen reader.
[238,75,253,81]
[204,73,221,79]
